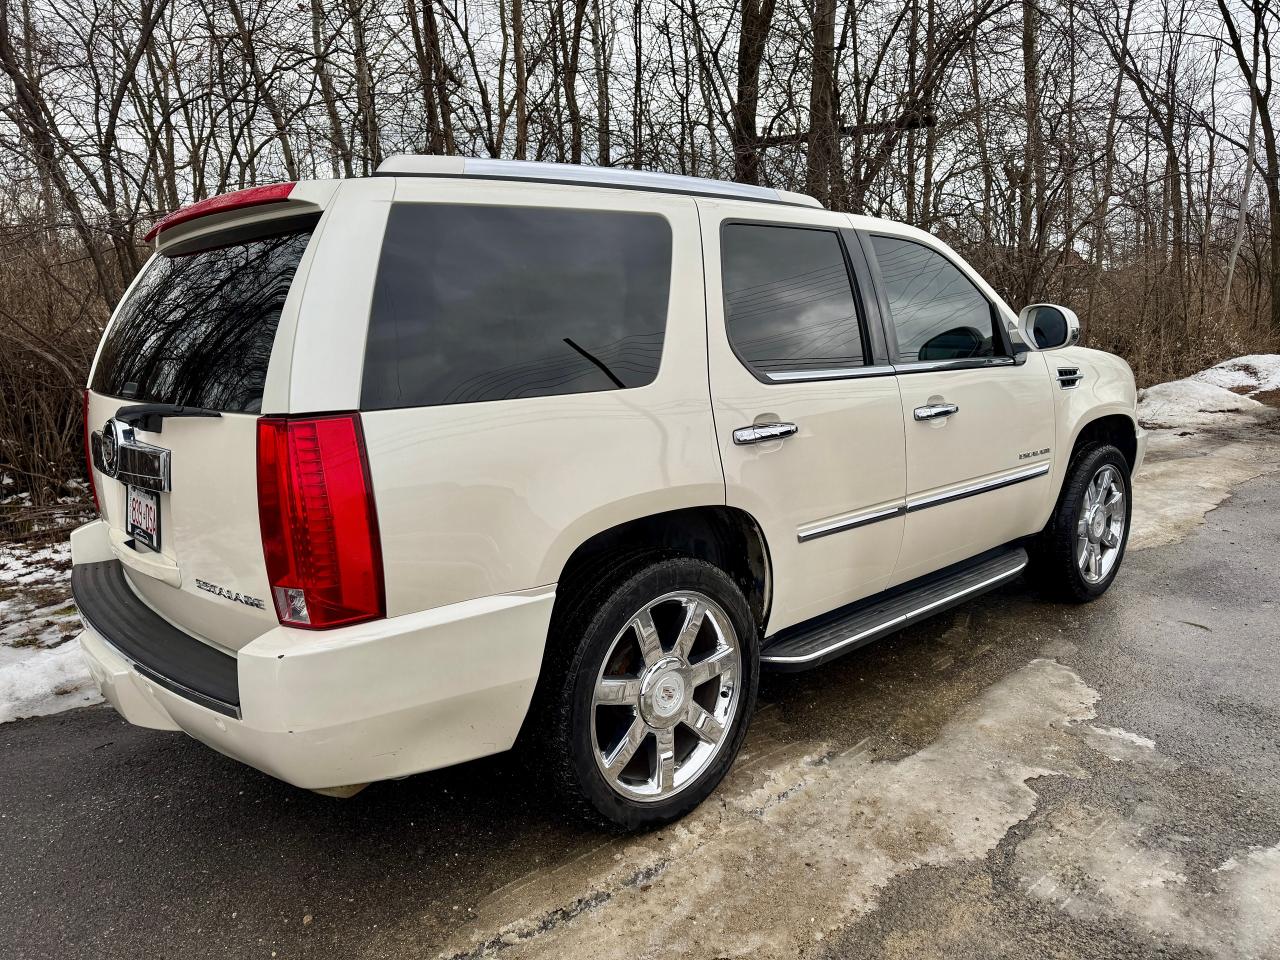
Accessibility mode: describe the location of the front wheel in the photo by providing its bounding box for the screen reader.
[543,558,759,829]
[1031,443,1132,602]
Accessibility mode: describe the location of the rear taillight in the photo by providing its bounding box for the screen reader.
[83,389,99,515]
[256,413,385,629]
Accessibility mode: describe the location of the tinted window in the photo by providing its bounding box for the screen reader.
[870,235,998,363]
[91,227,312,412]
[721,223,864,376]
[361,204,672,409]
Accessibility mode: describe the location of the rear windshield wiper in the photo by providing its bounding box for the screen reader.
[114,403,222,434]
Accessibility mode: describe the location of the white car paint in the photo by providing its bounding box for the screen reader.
[74,161,1141,792]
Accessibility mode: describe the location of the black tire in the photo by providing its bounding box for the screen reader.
[536,557,759,830]
[1030,443,1132,603]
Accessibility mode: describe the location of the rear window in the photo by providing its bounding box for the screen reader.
[90,225,313,412]
[361,203,673,410]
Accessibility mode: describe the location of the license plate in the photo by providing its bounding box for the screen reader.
[126,484,161,551]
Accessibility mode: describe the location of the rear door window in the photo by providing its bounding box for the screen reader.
[720,223,866,378]
[91,225,313,412]
[361,203,673,410]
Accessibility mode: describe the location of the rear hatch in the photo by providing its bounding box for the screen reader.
[86,207,321,652]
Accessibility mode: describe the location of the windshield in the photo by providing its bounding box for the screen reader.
[91,226,313,412]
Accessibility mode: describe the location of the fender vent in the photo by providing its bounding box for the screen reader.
[1057,367,1084,389]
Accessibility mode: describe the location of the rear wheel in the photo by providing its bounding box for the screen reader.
[542,558,759,829]
[1031,443,1132,602]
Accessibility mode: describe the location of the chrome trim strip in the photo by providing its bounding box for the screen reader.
[794,462,1052,544]
[76,606,241,719]
[766,364,896,383]
[906,461,1050,513]
[797,503,906,543]
[761,557,1028,665]
[893,356,1017,374]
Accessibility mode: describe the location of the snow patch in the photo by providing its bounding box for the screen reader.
[0,640,100,723]
[1190,354,1280,395]
[0,538,99,723]
[1137,378,1263,431]
[0,540,71,585]
[1137,354,1280,432]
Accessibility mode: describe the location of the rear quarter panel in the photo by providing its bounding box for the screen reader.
[353,180,723,617]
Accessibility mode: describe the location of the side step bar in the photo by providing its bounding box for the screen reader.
[761,546,1028,671]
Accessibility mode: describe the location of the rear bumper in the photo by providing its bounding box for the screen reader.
[72,525,555,790]
[1134,424,1149,473]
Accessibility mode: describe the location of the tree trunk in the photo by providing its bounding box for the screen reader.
[731,0,777,184]
[805,0,837,203]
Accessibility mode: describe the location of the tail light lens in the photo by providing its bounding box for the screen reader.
[144,182,295,242]
[256,413,385,629]
[83,389,99,515]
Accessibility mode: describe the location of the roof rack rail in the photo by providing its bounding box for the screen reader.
[374,156,823,209]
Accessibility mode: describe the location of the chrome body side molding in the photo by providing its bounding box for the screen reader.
[905,461,1050,513]
[796,462,1051,542]
[797,503,906,542]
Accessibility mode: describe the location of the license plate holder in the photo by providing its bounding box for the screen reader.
[126,484,161,551]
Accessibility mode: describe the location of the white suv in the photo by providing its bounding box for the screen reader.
[72,157,1145,828]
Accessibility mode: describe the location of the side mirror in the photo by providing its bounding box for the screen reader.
[1017,303,1080,351]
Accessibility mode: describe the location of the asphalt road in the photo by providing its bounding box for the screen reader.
[3,428,1279,960]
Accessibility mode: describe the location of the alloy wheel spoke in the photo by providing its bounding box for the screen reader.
[605,716,649,777]
[1088,475,1103,509]
[673,600,706,661]
[683,702,725,744]
[595,677,642,706]
[632,609,663,667]
[655,727,676,793]
[689,646,733,687]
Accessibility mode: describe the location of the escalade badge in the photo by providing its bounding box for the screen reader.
[195,578,266,611]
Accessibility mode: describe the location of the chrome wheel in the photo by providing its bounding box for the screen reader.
[1077,464,1126,584]
[589,590,742,803]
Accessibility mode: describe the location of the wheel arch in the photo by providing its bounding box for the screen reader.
[1068,410,1138,470]
[548,505,773,632]
[516,504,772,759]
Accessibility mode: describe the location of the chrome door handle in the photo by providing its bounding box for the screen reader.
[733,421,798,445]
[914,403,959,421]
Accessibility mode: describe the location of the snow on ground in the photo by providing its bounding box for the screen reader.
[1189,354,1280,394]
[1137,355,1280,430]
[0,355,1277,725]
[0,539,101,723]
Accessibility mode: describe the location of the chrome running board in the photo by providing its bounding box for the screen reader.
[760,546,1028,671]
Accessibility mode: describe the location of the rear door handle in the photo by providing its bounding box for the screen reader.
[914,403,959,421]
[733,421,798,445]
